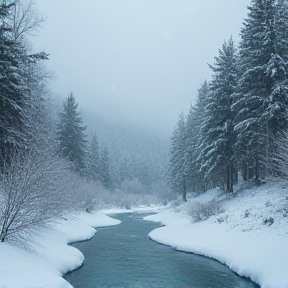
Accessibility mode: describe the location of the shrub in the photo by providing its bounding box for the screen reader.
[185,199,222,221]
[0,144,107,246]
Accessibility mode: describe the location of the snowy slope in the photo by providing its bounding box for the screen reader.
[145,178,288,288]
[0,211,120,288]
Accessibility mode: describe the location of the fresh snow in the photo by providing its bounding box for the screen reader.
[0,211,120,288]
[1,181,287,288]
[101,205,165,216]
[144,178,288,288]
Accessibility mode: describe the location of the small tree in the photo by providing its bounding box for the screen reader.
[56,93,87,175]
[86,134,101,182]
[168,113,187,201]
[0,144,75,245]
[99,146,112,189]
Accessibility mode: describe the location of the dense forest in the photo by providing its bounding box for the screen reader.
[168,0,288,200]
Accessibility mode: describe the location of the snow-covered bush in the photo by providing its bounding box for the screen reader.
[185,199,222,221]
[98,188,163,209]
[0,145,85,245]
[69,177,110,212]
[170,196,183,210]
[120,178,145,194]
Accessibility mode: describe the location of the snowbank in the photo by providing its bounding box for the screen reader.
[0,211,121,288]
[145,179,288,288]
[101,205,164,215]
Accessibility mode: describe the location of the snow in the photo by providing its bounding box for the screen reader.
[0,211,121,288]
[101,205,165,216]
[144,178,288,288]
[1,181,287,288]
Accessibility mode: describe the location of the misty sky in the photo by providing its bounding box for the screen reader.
[33,0,250,135]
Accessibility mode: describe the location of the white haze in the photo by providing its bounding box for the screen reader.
[33,0,250,135]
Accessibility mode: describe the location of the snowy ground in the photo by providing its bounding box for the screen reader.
[144,178,288,288]
[0,211,120,288]
[101,205,165,215]
[1,182,287,288]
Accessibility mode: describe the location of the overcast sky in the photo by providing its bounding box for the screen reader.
[33,0,250,135]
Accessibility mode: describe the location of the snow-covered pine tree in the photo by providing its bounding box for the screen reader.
[198,38,238,192]
[183,81,209,193]
[99,145,112,189]
[86,134,101,182]
[57,93,87,175]
[168,112,187,200]
[233,0,288,180]
[0,2,29,168]
[0,1,51,170]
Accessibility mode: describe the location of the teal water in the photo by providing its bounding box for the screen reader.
[65,213,260,288]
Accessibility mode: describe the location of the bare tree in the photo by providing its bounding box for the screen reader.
[0,144,76,245]
[11,0,46,40]
[0,140,112,246]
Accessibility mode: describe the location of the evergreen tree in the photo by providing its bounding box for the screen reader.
[199,38,238,192]
[0,1,50,170]
[184,81,209,192]
[99,146,112,189]
[86,134,101,182]
[0,2,29,167]
[168,113,187,200]
[57,93,87,174]
[233,0,288,180]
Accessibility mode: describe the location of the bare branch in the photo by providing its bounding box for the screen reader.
[0,142,108,247]
[11,0,46,40]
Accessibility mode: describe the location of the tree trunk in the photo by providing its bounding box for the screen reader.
[226,161,234,193]
[242,161,248,181]
[230,161,234,193]
[255,159,260,181]
[182,178,187,202]
[248,159,254,179]
[226,164,231,192]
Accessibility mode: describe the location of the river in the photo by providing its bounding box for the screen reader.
[65,212,260,288]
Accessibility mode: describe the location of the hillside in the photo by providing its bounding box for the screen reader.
[145,178,288,288]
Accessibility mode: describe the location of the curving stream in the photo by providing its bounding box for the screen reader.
[65,213,260,288]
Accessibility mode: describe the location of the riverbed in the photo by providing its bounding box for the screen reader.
[65,213,259,288]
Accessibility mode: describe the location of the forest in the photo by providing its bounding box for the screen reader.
[1,0,288,247]
[0,0,170,245]
[168,0,288,200]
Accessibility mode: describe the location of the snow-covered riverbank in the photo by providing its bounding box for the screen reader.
[1,182,287,288]
[145,179,288,288]
[0,211,120,288]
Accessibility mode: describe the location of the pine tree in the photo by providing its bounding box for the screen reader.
[233,0,288,180]
[86,134,101,182]
[0,2,29,167]
[199,38,238,192]
[57,93,87,174]
[99,146,112,189]
[184,81,209,192]
[168,113,187,200]
[0,2,50,170]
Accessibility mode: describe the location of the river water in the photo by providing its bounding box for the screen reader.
[65,213,260,288]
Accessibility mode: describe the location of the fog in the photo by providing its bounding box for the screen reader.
[33,0,250,135]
